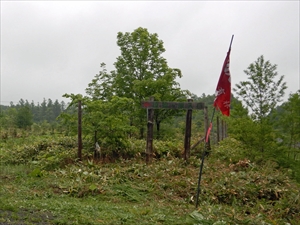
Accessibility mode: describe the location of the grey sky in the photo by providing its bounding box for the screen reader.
[1,1,299,106]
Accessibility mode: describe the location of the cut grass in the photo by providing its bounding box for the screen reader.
[1,136,299,224]
[0,163,197,225]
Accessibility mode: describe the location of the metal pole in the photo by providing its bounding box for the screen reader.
[195,35,234,208]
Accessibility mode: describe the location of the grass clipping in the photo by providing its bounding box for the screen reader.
[0,137,299,224]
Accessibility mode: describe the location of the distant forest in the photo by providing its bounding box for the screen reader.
[0,94,215,130]
[0,98,67,128]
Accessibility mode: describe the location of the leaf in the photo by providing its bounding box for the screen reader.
[29,168,43,177]
[89,184,97,191]
[47,156,55,161]
[189,210,204,221]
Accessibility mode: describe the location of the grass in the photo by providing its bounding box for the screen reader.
[0,162,197,225]
[0,135,299,224]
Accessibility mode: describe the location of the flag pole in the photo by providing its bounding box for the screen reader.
[228,35,234,51]
[195,35,234,208]
[195,107,215,208]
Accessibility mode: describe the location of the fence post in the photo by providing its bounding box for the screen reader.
[216,116,220,143]
[146,97,154,164]
[78,100,82,161]
[184,99,193,161]
[221,119,224,140]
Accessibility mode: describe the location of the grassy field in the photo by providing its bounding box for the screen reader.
[0,135,299,224]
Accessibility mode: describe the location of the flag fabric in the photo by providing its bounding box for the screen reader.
[205,46,232,143]
[213,49,232,116]
[205,122,212,143]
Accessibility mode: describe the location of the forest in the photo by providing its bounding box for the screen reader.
[0,27,299,224]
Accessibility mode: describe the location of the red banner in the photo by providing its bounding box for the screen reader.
[213,50,231,116]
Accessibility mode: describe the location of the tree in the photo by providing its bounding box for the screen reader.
[234,55,287,120]
[233,55,287,152]
[0,107,17,130]
[53,100,62,119]
[226,98,262,158]
[111,27,188,138]
[16,106,33,129]
[40,98,47,122]
[279,90,300,159]
[86,63,114,101]
[84,96,136,155]
[61,93,136,156]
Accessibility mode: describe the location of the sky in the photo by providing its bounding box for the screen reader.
[1,1,299,106]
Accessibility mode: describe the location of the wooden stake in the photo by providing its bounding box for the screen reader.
[146,97,154,164]
[217,116,220,143]
[184,99,193,161]
[78,100,82,161]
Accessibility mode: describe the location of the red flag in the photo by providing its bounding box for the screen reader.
[213,49,231,116]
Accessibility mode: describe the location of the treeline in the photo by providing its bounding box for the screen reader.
[0,98,67,129]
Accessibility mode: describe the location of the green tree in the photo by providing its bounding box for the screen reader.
[226,98,262,159]
[84,96,136,154]
[233,55,287,152]
[16,106,33,129]
[0,107,17,130]
[46,98,54,121]
[40,98,47,122]
[86,63,114,101]
[18,99,25,107]
[61,93,135,156]
[279,90,300,159]
[111,27,188,138]
[234,55,287,120]
[53,100,62,120]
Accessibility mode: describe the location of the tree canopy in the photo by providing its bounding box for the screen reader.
[86,27,189,138]
[234,55,287,121]
[233,55,287,152]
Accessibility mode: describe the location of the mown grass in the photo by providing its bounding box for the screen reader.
[0,162,198,225]
[0,135,299,224]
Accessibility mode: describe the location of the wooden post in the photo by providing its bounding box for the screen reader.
[216,115,220,143]
[78,100,82,161]
[146,97,154,164]
[221,119,224,140]
[184,99,193,161]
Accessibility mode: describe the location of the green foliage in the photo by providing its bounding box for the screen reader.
[234,55,287,121]
[61,94,137,156]
[228,116,277,155]
[153,139,183,158]
[85,63,113,101]
[15,106,33,129]
[113,27,183,101]
[277,90,300,154]
[85,27,189,139]
[233,55,287,153]
[0,98,66,133]
[1,136,299,224]
[1,135,77,168]
[0,107,17,129]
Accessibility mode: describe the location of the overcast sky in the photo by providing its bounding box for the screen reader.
[1,1,299,106]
